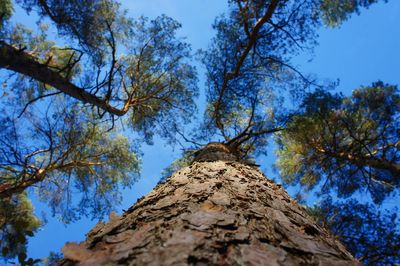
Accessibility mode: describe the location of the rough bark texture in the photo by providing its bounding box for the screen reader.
[57,143,360,266]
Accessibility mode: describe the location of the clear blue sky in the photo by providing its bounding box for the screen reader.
[8,0,400,261]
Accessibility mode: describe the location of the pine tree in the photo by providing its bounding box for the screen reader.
[0,0,394,264]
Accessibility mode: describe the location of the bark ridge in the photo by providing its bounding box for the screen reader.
[58,160,360,266]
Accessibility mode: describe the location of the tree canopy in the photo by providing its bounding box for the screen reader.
[276,82,400,203]
[198,0,387,157]
[0,192,41,262]
[309,198,400,265]
[0,0,397,264]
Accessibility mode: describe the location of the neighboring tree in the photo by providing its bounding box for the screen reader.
[0,96,141,262]
[0,98,140,218]
[0,0,198,190]
[320,0,385,26]
[275,83,399,265]
[0,192,41,263]
[309,198,400,265]
[276,83,400,203]
[1,0,198,120]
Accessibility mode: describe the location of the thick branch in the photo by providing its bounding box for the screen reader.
[0,161,102,198]
[214,0,280,133]
[0,41,128,116]
[316,147,400,178]
[0,169,45,198]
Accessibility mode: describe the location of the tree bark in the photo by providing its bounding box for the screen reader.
[57,143,360,266]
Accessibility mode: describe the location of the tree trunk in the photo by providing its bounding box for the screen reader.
[57,143,360,266]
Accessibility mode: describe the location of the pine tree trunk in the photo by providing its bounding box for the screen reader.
[58,144,360,266]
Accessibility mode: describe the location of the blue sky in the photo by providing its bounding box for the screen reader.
[7,0,400,261]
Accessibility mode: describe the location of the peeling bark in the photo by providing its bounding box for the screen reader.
[57,144,360,266]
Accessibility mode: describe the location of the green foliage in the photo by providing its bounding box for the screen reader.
[0,193,41,262]
[2,0,198,139]
[0,96,141,222]
[276,82,400,203]
[320,0,385,27]
[125,15,198,144]
[16,0,129,60]
[0,0,13,29]
[199,0,325,156]
[2,22,82,84]
[310,198,400,265]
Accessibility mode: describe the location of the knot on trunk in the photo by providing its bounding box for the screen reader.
[193,142,238,163]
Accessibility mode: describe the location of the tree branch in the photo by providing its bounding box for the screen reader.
[0,41,129,116]
[214,0,280,134]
